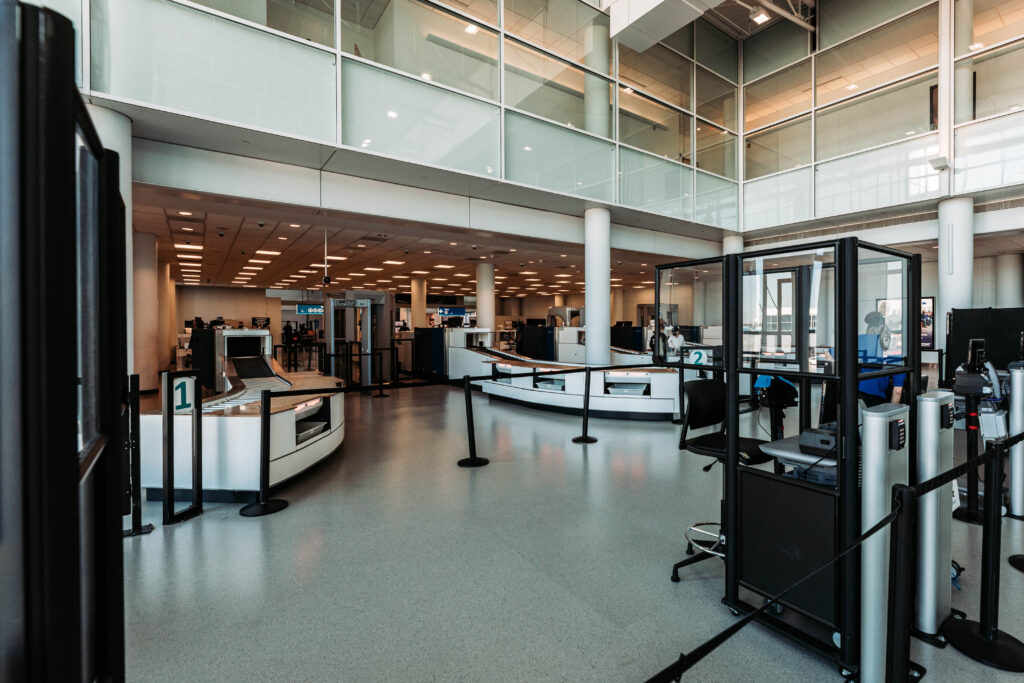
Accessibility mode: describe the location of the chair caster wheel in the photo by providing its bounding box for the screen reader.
[685,543,694,556]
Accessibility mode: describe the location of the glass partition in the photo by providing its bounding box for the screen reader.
[744,59,811,132]
[742,20,808,83]
[744,115,811,180]
[504,0,611,74]
[504,38,611,136]
[618,87,691,162]
[695,66,737,130]
[695,123,736,179]
[857,246,910,371]
[740,246,836,375]
[619,147,693,219]
[191,0,336,46]
[955,0,1024,57]
[339,0,500,100]
[653,259,725,367]
[618,42,692,110]
[955,40,1024,124]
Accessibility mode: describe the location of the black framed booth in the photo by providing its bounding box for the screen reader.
[654,237,922,677]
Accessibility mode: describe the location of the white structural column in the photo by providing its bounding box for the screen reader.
[996,253,1024,308]
[952,0,975,125]
[410,278,427,328]
[937,197,974,350]
[585,208,611,365]
[86,104,134,372]
[476,262,496,342]
[583,22,611,138]
[553,294,565,307]
[133,233,159,391]
[722,234,744,255]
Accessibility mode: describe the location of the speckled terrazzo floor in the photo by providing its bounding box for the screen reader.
[124,385,1024,681]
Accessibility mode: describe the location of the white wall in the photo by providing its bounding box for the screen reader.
[176,286,284,345]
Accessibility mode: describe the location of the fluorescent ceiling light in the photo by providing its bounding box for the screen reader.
[299,270,316,274]
[525,278,540,282]
[750,7,770,25]
[383,260,405,265]
[386,110,398,118]
[180,269,201,273]
[393,275,409,279]
[412,270,430,275]
[364,267,383,271]
[421,73,431,80]
[178,211,192,216]
[454,273,470,277]
[278,237,288,240]
[520,271,537,275]
[325,255,347,261]
[174,244,203,250]
[846,83,858,91]
[435,265,455,268]
[523,146,532,151]
[554,274,572,278]
[255,250,280,255]
[348,273,366,277]
[178,254,202,260]
[243,285,256,288]
[249,259,271,264]
[969,42,984,50]
[356,244,366,247]
[310,263,331,268]
[242,266,263,271]
[432,278,448,281]
[181,227,194,232]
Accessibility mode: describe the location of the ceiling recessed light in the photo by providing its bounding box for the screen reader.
[255,250,280,256]
[181,227,194,232]
[289,223,300,228]
[278,236,288,240]
[386,110,398,118]
[175,244,203,250]
[520,271,537,275]
[383,260,405,265]
[969,42,984,50]
[242,266,263,271]
[555,274,572,278]
[177,211,192,216]
[523,146,532,151]
[412,270,430,275]
[464,24,478,34]
[299,269,316,274]
[750,6,770,25]
[394,275,409,279]
[249,259,271,264]
[365,267,383,271]
[310,263,331,268]
[432,278,448,281]
[348,273,366,277]
[423,250,432,254]
[325,255,347,261]
[435,264,455,268]
[846,83,858,91]
[525,278,540,282]
[509,248,517,252]
[449,242,458,246]
[421,72,432,80]
[243,285,256,288]
[622,87,634,94]
[454,273,471,277]
[177,254,202,260]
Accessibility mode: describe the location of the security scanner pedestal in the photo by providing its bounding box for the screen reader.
[655,237,922,679]
[325,291,394,388]
[914,391,955,644]
[1010,362,1024,520]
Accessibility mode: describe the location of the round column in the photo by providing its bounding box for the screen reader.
[953,0,975,125]
[722,233,744,255]
[476,262,495,344]
[937,197,974,350]
[86,104,134,372]
[410,278,427,328]
[133,233,159,391]
[585,208,611,365]
[996,253,1024,308]
[583,21,611,137]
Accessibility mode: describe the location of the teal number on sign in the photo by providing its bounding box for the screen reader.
[174,381,191,411]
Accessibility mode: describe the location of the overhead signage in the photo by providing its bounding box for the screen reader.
[437,307,466,317]
[297,304,324,315]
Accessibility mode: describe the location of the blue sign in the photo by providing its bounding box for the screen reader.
[437,307,466,317]
[297,304,324,315]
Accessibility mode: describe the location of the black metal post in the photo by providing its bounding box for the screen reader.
[373,351,389,398]
[945,441,1024,670]
[457,375,489,468]
[907,254,922,483]
[954,394,984,525]
[240,390,289,516]
[886,484,919,681]
[123,374,153,537]
[838,237,861,673]
[161,371,203,525]
[672,367,686,425]
[795,265,811,431]
[723,253,740,608]
[573,368,598,444]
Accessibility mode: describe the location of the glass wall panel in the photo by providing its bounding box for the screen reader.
[339,0,499,100]
[743,167,813,230]
[696,66,737,131]
[745,115,811,180]
[694,170,737,229]
[818,0,928,49]
[955,0,1024,56]
[619,147,692,219]
[504,39,610,136]
[662,23,693,58]
[342,59,500,175]
[656,261,725,363]
[815,134,941,217]
[695,122,736,179]
[189,0,335,46]
[815,73,937,161]
[90,0,337,142]
[504,0,611,74]
[742,20,809,83]
[505,111,615,201]
[857,247,909,365]
[815,6,938,107]
[955,41,1024,124]
[618,43,692,111]
[618,88,691,163]
[744,59,811,131]
[694,18,737,81]
[954,109,1024,192]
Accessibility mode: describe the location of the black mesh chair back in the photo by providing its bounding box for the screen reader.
[681,379,726,431]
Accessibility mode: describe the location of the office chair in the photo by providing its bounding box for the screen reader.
[672,378,776,582]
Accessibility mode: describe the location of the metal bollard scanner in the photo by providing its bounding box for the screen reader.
[1009,362,1024,520]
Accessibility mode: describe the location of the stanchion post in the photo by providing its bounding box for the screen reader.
[240,390,289,517]
[573,367,598,444]
[944,441,1024,671]
[954,394,984,525]
[886,484,920,680]
[458,375,489,468]
[373,350,389,398]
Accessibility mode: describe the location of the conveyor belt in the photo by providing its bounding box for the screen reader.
[474,347,532,362]
[202,356,291,412]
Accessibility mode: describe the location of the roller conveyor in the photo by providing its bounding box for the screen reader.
[201,356,291,413]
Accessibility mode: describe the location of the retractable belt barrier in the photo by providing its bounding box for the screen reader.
[647,430,1024,682]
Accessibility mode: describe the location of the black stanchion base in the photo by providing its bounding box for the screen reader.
[912,626,948,648]
[1007,513,1024,521]
[572,435,598,444]
[953,506,985,525]
[457,457,489,468]
[1010,555,1024,573]
[122,524,155,538]
[944,616,1024,672]
[239,499,289,517]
